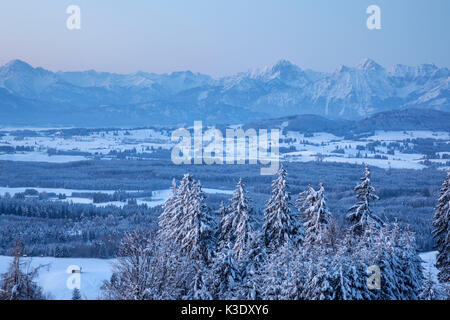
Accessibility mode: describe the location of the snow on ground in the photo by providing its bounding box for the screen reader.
[367,131,450,141]
[1,128,449,170]
[0,128,173,158]
[0,256,114,300]
[322,156,426,170]
[0,187,118,197]
[0,152,88,163]
[282,130,449,170]
[282,151,426,170]
[0,186,233,209]
[419,251,439,283]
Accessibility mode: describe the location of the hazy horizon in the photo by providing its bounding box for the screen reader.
[0,0,449,76]
[2,57,449,78]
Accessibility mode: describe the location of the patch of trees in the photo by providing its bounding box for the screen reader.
[101,166,447,300]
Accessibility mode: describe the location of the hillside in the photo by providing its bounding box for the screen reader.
[245,109,450,135]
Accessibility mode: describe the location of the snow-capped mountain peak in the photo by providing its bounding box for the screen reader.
[2,59,34,73]
[248,59,311,88]
[357,58,384,72]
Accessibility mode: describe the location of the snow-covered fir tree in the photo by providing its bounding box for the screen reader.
[391,223,423,300]
[301,184,333,246]
[231,179,253,264]
[180,180,215,264]
[211,244,241,299]
[217,202,234,248]
[262,165,296,251]
[263,243,307,300]
[359,223,423,300]
[192,267,213,300]
[158,174,215,265]
[432,170,450,283]
[216,201,230,245]
[101,230,155,300]
[239,231,266,300]
[347,165,383,236]
[157,178,178,244]
[329,247,373,300]
[169,174,195,249]
[419,271,444,300]
[72,288,82,300]
[301,252,335,300]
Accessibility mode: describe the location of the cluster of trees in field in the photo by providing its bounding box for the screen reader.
[0,199,159,258]
[100,167,450,300]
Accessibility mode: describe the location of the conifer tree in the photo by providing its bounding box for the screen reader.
[217,204,234,248]
[432,170,450,283]
[180,180,215,264]
[216,201,230,247]
[231,179,253,264]
[262,165,296,251]
[72,288,82,300]
[192,268,213,300]
[101,231,154,300]
[391,223,423,300]
[301,253,335,300]
[419,271,444,300]
[330,252,372,300]
[347,165,382,236]
[239,231,266,300]
[211,245,241,299]
[266,244,305,300]
[301,184,333,246]
[157,178,178,243]
[158,174,214,264]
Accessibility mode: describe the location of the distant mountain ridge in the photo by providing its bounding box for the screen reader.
[245,109,450,135]
[0,59,449,126]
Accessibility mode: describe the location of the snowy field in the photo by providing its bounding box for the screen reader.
[0,255,114,300]
[282,130,450,170]
[0,127,448,171]
[0,128,173,161]
[0,186,232,209]
[0,152,88,163]
[0,251,440,300]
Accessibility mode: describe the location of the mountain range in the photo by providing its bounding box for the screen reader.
[0,58,448,127]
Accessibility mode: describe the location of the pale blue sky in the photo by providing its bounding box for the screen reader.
[0,0,448,76]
